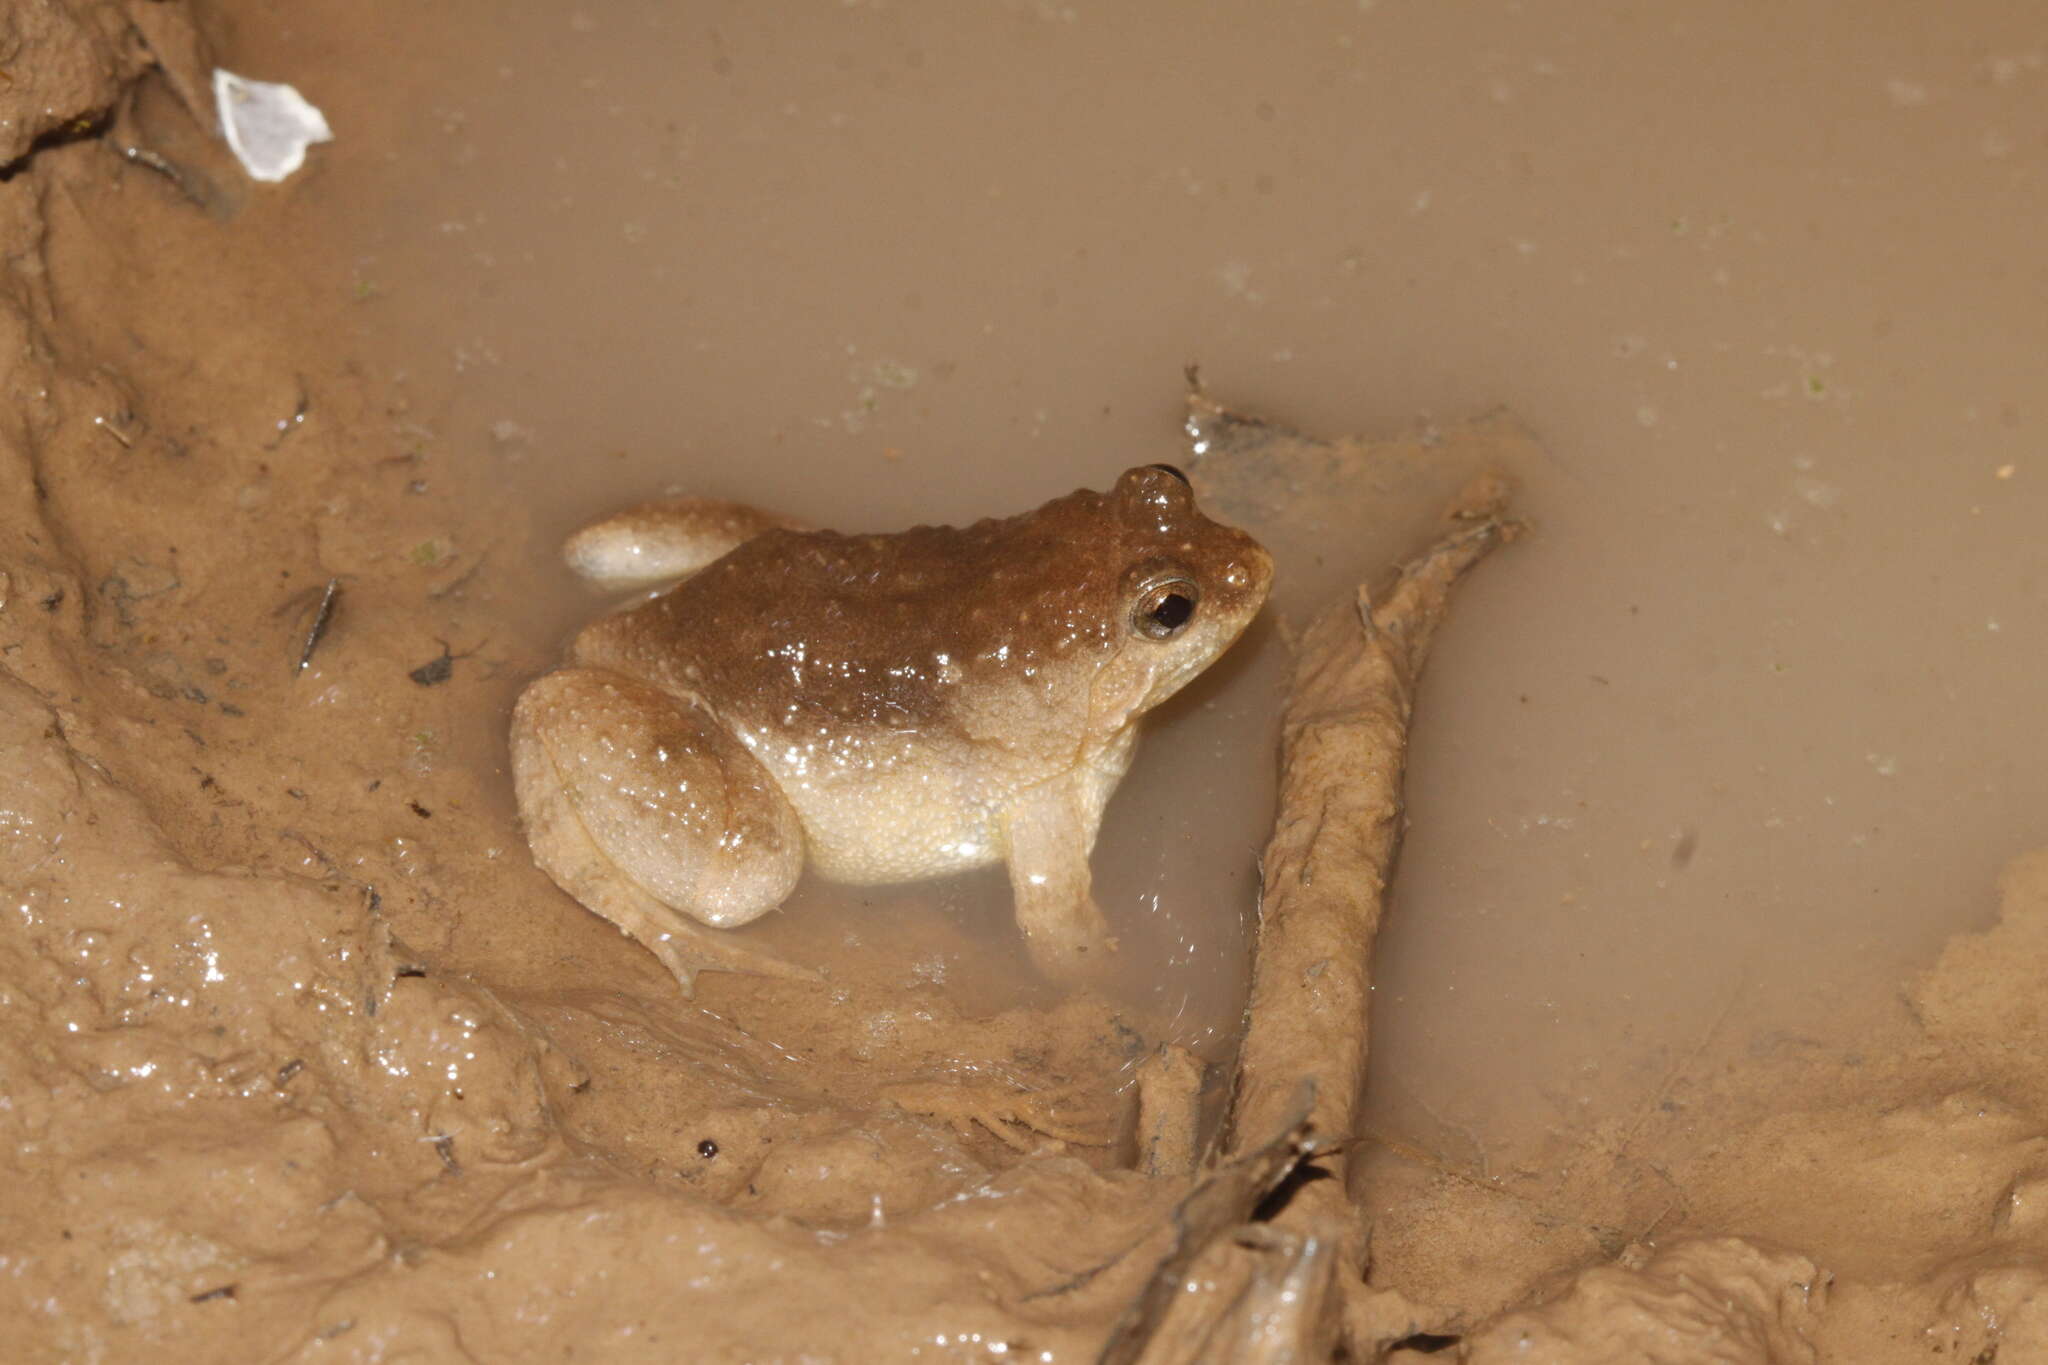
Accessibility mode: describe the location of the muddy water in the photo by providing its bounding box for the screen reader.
[243,0,2047,1162]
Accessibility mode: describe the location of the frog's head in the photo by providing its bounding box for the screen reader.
[1084,464,1272,728]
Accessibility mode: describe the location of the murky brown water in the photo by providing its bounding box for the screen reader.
[243,0,2046,1163]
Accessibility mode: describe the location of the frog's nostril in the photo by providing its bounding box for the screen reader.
[1146,463,1190,487]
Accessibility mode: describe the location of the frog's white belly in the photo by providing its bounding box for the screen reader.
[729,718,1137,887]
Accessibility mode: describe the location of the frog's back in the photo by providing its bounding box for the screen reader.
[571,492,1126,734]
[565,496,1127,883]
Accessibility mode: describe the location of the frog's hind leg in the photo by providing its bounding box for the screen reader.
[510,668,815,995]
[562,499,809,590]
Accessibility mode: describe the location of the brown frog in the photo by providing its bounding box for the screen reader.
[510,464,1272,993]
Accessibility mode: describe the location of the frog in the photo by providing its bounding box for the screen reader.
[510,463,1272,995]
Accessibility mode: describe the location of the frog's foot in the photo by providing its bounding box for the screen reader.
[883,1073,1123,1151]
[1017,905,1120,980]
[999,875,1114,982]
[540,848,819,996]
[511,667,816,996]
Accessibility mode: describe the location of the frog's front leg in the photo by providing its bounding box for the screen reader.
[510,667,816,994]
[999,777,1118,975]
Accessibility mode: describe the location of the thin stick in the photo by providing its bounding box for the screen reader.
[294,576,340,676]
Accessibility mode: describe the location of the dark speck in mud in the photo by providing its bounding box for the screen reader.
[409,638,482,687]
[409,652,454,686]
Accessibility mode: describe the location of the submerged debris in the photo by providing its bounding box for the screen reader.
[408,637,481,687]
[409,652,454,687]
[118,143,207,208]
[265,384,310,447]
[293,576,341,676]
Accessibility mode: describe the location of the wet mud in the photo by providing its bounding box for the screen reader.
[5,3,2048,1362]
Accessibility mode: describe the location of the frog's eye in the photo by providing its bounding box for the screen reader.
[1131,576,1200,640]
[1146,463,1191,487]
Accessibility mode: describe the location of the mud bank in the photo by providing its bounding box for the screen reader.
[5,4,2048,1363]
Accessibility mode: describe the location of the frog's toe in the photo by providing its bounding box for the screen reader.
[612,882,824,997]
[883,1075,1121,1151]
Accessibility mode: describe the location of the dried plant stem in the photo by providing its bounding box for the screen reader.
[1228,477,1518,1279]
